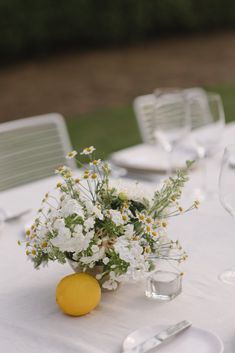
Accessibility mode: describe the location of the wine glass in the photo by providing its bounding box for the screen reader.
[189,92,225,200]
[153,92,191,175]
[219,144,235,284]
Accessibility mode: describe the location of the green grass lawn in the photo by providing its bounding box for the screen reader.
[68,85,235,159]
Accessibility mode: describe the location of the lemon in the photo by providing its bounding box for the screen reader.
[56,273,101,316]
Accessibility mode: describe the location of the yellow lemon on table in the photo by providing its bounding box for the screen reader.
[56,273,101,316]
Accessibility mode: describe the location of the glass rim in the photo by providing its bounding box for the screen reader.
[149,270,181,282]
[224,144,235,153]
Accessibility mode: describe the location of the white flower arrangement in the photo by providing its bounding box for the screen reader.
[21,146,199,290]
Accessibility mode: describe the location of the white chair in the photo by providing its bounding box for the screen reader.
[133,94,156,144]
[0,113,76,192]
[133,87,210,144]
[184,88,213,130]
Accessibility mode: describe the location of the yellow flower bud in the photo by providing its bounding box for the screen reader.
[118,192,128,201]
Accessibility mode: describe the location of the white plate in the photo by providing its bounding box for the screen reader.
[123,324,224,353]
[111,144,197,174]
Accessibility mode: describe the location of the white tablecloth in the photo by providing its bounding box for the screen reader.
[1,123,235,353]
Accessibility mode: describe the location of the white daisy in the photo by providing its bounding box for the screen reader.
[109,209,124,226]
[66,150,78,159]
[80,146,96,155]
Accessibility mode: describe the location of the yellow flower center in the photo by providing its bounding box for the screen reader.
[65,172,72,178]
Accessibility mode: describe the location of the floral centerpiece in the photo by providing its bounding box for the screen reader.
[21,147,198,290]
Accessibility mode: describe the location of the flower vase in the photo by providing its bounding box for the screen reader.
[67,259,120,292]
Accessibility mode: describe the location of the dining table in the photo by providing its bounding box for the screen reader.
[1,122,235,353]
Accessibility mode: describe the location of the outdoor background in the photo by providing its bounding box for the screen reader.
[1,0,235,158]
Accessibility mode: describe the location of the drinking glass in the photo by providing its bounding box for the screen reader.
[0,211,4,233]
[189,92,225,200]
[219,145,235,284]
[153,92,191,175]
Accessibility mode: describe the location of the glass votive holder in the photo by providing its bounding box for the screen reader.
[145,270,182,301]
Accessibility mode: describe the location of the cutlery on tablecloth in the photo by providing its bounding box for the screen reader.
[123,320,192,353]
[0,208,32,222]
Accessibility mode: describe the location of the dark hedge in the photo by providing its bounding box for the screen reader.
[1,0,235,58]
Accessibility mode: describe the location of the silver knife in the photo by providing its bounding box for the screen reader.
[124,320,192,353]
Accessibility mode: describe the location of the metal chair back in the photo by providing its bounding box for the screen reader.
[0,113,76,191]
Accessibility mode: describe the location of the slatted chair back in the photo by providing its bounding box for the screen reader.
[133,88,211,143]
[184,87,213,130]
[133,94,156,144]
[0,113,76,192]
[152,93,190,149]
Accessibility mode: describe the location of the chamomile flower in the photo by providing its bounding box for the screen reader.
[66,150,78,159]
[178,206,184,213]
[64,170,73,179]
[144,224,152,234]
[81,146,96,155]
[31,249,37,256]
[25,229,31,238]
[89,159,101,166]
[151,230,158,237]
[137,213,145,223]
[194,200,200,209]
[160,220,168,228]
[55,166,65,174]
[91,173,98,180]
[83,172,90,179]
[121,213,129,223]
[145,216,153,224]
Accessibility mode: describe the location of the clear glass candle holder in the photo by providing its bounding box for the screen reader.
[145,270,182,301]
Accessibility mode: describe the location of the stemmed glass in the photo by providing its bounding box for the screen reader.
[153,92,191,175]
[219,145,235,284]
[189,92,225,200]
